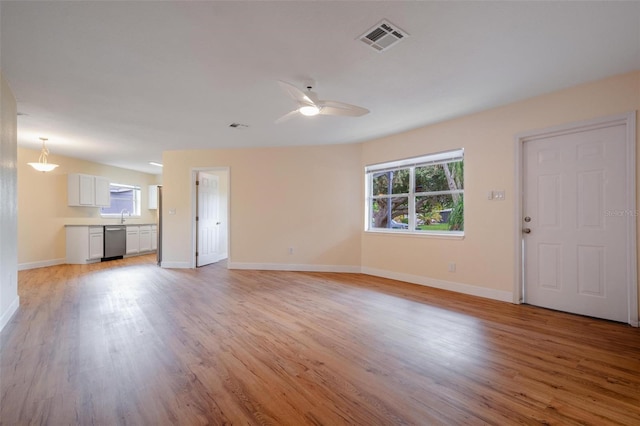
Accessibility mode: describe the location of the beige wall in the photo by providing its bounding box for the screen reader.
[163,71,638,322]
[17,148,160,268]
[361,71,640,306]
[162,144,363,269]
[1,72,19,330]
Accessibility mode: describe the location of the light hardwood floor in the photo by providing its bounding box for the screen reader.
[1,255,639,425]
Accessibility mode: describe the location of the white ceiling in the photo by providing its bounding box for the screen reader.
[2,1,639,175]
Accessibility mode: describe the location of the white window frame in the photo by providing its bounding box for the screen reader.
[365,149,464,236]
[100,183,142,218]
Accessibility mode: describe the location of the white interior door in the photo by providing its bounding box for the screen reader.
[197,172,224,267]
[523,121,633,323]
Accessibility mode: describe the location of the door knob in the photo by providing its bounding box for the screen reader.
[524,216,531,222]
[216,222,221,225]
[523,228,531,234]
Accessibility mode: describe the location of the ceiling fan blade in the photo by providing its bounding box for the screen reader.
[318,100,370,117]
[274,109,300,124]
[278,81,314,106]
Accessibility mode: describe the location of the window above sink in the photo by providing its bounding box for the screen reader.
[100,183,141,218]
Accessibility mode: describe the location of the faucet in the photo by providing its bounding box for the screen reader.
[120,209,130,224]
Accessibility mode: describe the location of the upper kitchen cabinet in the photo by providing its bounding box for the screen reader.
[148,184,159,209]
[68,173,111,207]
[94,176,110,206]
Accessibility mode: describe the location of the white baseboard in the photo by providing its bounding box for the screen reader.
[160,261,192,269]
[361,267,514,303]
[0,296,20,332]
[227,263,512,302]
[228,262,361,273]
[18,258,65,271]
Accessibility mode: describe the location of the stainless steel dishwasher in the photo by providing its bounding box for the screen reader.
[103,225,126,260]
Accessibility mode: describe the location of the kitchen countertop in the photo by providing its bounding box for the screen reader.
[64,223,157,227]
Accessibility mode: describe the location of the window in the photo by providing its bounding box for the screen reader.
[365,149,464,234]
[100,183,141,217]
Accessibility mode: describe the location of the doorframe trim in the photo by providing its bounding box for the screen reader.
[514,112,638,326]
[190,167,231,269]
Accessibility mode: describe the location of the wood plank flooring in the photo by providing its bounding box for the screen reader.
[1,255,639,425]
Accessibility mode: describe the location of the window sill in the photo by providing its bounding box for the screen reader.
[364,229,465,240]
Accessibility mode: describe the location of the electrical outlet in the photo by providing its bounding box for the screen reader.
[288,247,294,255]
[448,262,456,272]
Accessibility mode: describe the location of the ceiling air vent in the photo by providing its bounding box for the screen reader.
[358,19,409,52]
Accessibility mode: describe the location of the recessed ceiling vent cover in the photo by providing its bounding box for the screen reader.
[358,19,409,52]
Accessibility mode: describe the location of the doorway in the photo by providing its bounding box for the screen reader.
[193,169,229,268]
[515,113,637,325]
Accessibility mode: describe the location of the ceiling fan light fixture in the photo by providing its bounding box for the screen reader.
[28,137,59,172]
[275,80,369,123]
[299,105,320,116]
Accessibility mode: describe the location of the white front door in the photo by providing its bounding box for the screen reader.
[523,120,633,323]
[197,172,224,267]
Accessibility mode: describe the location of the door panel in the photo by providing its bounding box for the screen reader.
[577,171,603,229]
[577,245,604,296]
[523,123,629,323]
[537,243,561,290]
[537,174,560,227]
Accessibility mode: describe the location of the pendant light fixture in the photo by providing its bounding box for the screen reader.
[28,137,59,172]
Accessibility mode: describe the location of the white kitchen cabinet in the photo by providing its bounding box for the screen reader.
[94,176,111,207]
[79,174,94,205]
[68,173,111,207]
[151,225,158,251]
[88,227,104,260]
[126,226,140,254]
[139,225,151,252]
[66,226,103,264]
[148,185,159,209]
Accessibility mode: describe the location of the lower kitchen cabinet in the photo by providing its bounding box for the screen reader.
[66,224,158,264]
[88,227,104,260]
[126,226,140,255]
[139,225,152,252]
[151,225,158,251]
[66,226,104,264]
[125,225,157,255]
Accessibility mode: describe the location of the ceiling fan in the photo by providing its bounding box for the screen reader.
[275,81,369,123]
